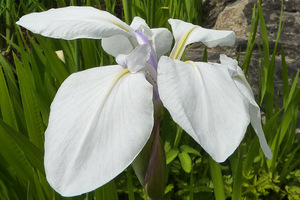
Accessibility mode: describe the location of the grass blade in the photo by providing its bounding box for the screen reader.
[14,53,44,150]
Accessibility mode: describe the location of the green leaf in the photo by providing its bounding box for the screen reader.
[209,157,226,200]
[0,121,34,184]
[180,145,201,156]
[286,71,300,109]
[35,36,69,85]
[81,39,101,69]
[0,119,44,175]
[14,53,45,150]
[0,66,18,129]
[281,47,289,106]
[231,151,243,200]
[166,147,179,164]
[0,54,20,102]
[94,180,119,200]
[178,152,192,173]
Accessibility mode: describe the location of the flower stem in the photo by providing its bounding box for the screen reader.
[209,157,226,200]
[74,40,81,71]
[122,0,132,24]
[5,0,12,51]
[126,167,135,200]
[174,125,183,148]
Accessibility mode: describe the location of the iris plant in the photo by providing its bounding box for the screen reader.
[16,6,272,198]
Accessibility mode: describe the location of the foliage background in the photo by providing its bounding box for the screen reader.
[0,0,299,199]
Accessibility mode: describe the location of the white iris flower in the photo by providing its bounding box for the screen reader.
[16,6,272,197]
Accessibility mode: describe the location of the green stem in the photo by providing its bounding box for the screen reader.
[173,125,183,148]
[147,0,155,27]
[231,150,243,200]
[70,0,76,6]
[127,167,135,200]
[86,0,94,6]
[189,170,194,200]
[74,40,81,71]
[209,157,225,200]
[5,0,12,50]
[94,180,118,200]
[122,0,132,24]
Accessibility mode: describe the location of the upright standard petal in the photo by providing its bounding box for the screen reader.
[116,45,151,73]
[157,56,250,162]
[219,55,273,159]
[45,66,154,196]
[101,16,151,57]
[151,28,173,58]
[130,17,173,58]
[130,16,148,30]
[16,6,134,40]
[168,19,236,59]
[101,34,135,57]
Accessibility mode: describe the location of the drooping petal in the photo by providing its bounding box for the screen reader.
[16,6,134,40]
[157,56,250,162]
[151,28,173,58]
[116,44,151,73]
[219,55,273,159]
[168,19,236,59]
[45,65,153,196]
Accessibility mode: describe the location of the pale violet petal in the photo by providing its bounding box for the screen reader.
[116,45,151,73]
[134,30,158,70]
[16,6,134,40]
[219,55,273,159]
[101,34,134,57]
[157,56,250,162]
[131,19,171,67]
[168,19,236,59]
[45,66,153,196]
[151,28,173,58]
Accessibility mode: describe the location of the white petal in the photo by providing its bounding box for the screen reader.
[45,66,154,196]
[101,34,135,57]
[151,28,173,58]
[220,55,273,159]
[16,6,134,40]
[168,19,236,59]
[116,45,151,73]
[130,16,148,30]
[157,56,250,162]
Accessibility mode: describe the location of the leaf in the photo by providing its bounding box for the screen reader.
[166,147,179,164]
[178,152,192,173]
[0,54,20,102]
[94,180,119,200]
[281,47,289,106]
[0,121,34,184]
[35,35,69,85]
[0,119,44,174]
[14,53,45,150]
[209,157,226,200]
[180,145,201,156]
[0,66,18,130]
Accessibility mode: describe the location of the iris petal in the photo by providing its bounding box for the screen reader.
[45,65,153,196]
[158,56,250,162]
[168,19,236,59]
[16,6,134,40]
[219,55,272,159]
